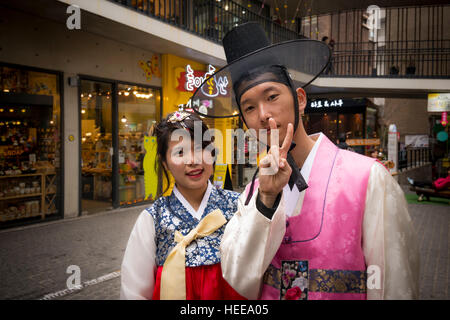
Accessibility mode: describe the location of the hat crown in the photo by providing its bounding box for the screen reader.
[222,22,271,64]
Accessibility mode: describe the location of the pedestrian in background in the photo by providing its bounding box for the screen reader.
[336,133,350,150]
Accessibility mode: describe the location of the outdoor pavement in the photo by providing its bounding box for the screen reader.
[0,189,448,300]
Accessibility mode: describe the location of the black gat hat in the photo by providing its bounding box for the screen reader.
[190,22,331,132]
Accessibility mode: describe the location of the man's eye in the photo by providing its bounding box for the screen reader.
[268,94,278,101]
[244,105,254,112]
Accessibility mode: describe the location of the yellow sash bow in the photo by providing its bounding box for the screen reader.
[160,209,227,300]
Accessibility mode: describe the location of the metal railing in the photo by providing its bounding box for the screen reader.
[110,0,301,44]
[398,147,431,171]
[109,1,449,78]
[324,40,450,78]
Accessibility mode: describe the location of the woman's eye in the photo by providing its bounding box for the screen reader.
[175,149,183,157]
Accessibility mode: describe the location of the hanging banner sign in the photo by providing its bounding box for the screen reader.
[405,135,429,148]
[427,93,450,112]
[387,124,398,174]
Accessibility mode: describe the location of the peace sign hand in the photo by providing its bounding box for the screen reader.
[258,118,294,208]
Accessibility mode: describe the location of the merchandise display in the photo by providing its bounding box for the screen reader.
[119,132,146,205]
[0,122,58,222]
[0,66,61,224]
[81,133,113,201]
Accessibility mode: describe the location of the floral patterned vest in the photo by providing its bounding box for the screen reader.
[148,186,239,267]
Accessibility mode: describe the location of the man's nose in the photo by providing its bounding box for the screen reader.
[257,103,272,123]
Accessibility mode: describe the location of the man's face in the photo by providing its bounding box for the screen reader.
[239,81,304,145]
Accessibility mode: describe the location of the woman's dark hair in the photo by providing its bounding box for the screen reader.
[151,111,214,196]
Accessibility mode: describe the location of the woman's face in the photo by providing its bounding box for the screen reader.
[164,137,214,192]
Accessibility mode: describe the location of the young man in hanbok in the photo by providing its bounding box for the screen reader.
[191,22,419,300]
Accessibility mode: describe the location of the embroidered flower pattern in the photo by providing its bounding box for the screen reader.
[148,187,239,267]
[285,286,302,300]
[292,276,308,291]
[280,260,309,300]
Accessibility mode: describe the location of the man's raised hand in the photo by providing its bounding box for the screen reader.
[258,118,293,208]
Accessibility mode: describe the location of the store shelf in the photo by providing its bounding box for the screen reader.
[0,193,42,201]
[0,172,57,222]
[0,211,43,222]
[82,149,111,153]
[119,185,135,190]
[0,173,42,179]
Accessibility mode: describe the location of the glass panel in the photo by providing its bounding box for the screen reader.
[0,66,61,225]
[118,84,160,205]
[80,80,113,214]
[338,113,364,139]
[304,112,337,143]
[365,108,377,139]
[338,113,365,154]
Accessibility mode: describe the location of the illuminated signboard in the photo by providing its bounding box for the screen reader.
[177,64,229,97]
[306,98,367,113]
[310,99,344,108]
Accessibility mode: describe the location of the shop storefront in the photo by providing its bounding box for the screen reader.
[303,98,379,155]
[0,63,62,227]
[79,77,161,214]
[0,3,180,224]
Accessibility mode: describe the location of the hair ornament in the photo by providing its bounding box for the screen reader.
[168,111,191,124]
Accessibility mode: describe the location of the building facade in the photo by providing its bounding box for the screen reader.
[1,0,449,228]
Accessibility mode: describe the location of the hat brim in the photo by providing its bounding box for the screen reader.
[190,39,331,118]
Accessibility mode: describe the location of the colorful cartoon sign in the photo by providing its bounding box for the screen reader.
[139,54,162,81]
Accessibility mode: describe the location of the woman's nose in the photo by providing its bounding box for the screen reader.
[186,150,203,165]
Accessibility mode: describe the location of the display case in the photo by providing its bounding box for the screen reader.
[81,135,112,201]
[0,171,57,222]
[0,114,58,222]
[0,66,61,225]
[118,132,146,205]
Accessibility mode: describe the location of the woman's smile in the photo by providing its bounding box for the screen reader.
[186,168,204,179]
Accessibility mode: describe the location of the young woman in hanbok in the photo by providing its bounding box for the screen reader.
[120,111,245,300]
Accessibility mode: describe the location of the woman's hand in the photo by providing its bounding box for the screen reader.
[258,118,293,208]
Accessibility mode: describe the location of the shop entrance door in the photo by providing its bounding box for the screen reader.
[80,79,114,214]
